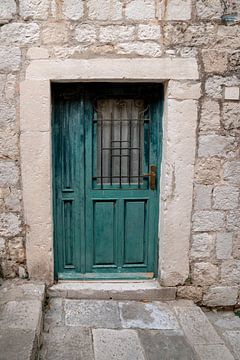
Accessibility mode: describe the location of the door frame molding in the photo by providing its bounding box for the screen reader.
[20,57,199,285]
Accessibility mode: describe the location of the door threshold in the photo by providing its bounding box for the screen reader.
[48,280,176,301]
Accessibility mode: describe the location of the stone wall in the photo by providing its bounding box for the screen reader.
[0,0,239,305]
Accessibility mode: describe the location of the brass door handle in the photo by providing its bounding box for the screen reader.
[144,165,157,190]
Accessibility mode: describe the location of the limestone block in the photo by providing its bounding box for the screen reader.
[195,158,221,185]
[216,233,233,260]
[221,260,240,285]
[202,50,228,74]
[99,26,135,43]
[0,162,19,187]
[0,0,16,20]
[75,25,97,44]
[42,23,69,45]
[0,237,5,254]
[138,24,161,40]
[191,233,214,259]
[222,102,240,130]
[196,0,223,19]
[191,262,219,286]
[0,213,21,237]
[117,42,162,57]
[8,237,25,262]
[5,74,16,101]
[216,25,240,49]
[0,47,21,72]
[88,0,122,21]
[203,286,238,307]
[163,0,192,21]
[205,75,240,99]
[198,134,235,158]
[213,186,239,210]
[192,211,225,232]
[229,51,240,72]
[194,185,212,210]
[224,161,240,185]
[164,23,216,47]
[19,0,49,19]
[177,286,203,303]
[0,100,16,129]
[233,232,240,259]
[168,81,201,100]
[62,0,84,20]
[199,100,220,132]
[0,128,18,160]
[27,47,49,60]
[227,210,240,231]
[125,0,155,20]
[5,189,22,212]
[0,23,40,45]
[225,87,240,101]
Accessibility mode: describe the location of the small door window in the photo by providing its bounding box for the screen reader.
[94,98,150,189]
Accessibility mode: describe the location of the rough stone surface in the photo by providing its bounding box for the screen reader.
[222,102,240,130]
[0,162,19,187]
[199,100,220,131]
[198,135,235,158]
[75,25,97,43]
[195,158,221,185]
[0,0,17,20]
[117,42,162,57]
[227,210,240,231]
[194,185,212,210]
[125,0,155,20]
[191,233,214,259]
[216,232,233,260]
[19,0,50,20]
[99,26,135,43]
[64,299,121,328]
[0,213,21,237]
[0,23,40,45]
[93,329,145,360]
[0,48,21,72]
[224,161,240,185]
[191,262,219,286]
[88,0,122,21]
[196,0,223,19]
[203,286,238,307]
[192,211,225,232]
[162,0,192,20]
[138,24,161,41]
[221,260,240,285]
[177,286,203,303]
[62,0,84,20]
[213,186,239,210]
[202,50,228,73]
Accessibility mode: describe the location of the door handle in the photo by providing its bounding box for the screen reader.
[144,165,157,190]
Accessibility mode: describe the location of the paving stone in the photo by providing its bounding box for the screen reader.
[207,311,240,330]
[194,344,234,360]
[64,299,121,328]
[119,301,179,330]
[174,305,223,345]
[0,328,36,360]
[222,330,240,359]
[0,300,42,330]
[44,298,63,330]
[41,326,94,360]
[93,329,145,360]
[138,329,197,360]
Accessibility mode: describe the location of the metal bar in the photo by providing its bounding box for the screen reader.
[102,147,140,151]
[94,118,150,122]
[119,105,122,188]
[128,102,132,186]
[93,175,145,179]
[110,111,113,186]
[138,114,141,188]
[100,113,103,189]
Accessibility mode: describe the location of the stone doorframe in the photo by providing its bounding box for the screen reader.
[20,57,200,285]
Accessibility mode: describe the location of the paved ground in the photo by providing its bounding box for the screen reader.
[40,298,238,360]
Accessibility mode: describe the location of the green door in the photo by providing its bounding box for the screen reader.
[52,83,163,280]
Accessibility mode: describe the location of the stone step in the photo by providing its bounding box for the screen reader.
[48,280,176,301]
[0,280,45,360]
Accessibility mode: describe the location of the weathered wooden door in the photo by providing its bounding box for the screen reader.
[52,84,163,280]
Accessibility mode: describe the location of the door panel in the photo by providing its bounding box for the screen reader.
[52,83,163,280]
[93,200,117,267]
